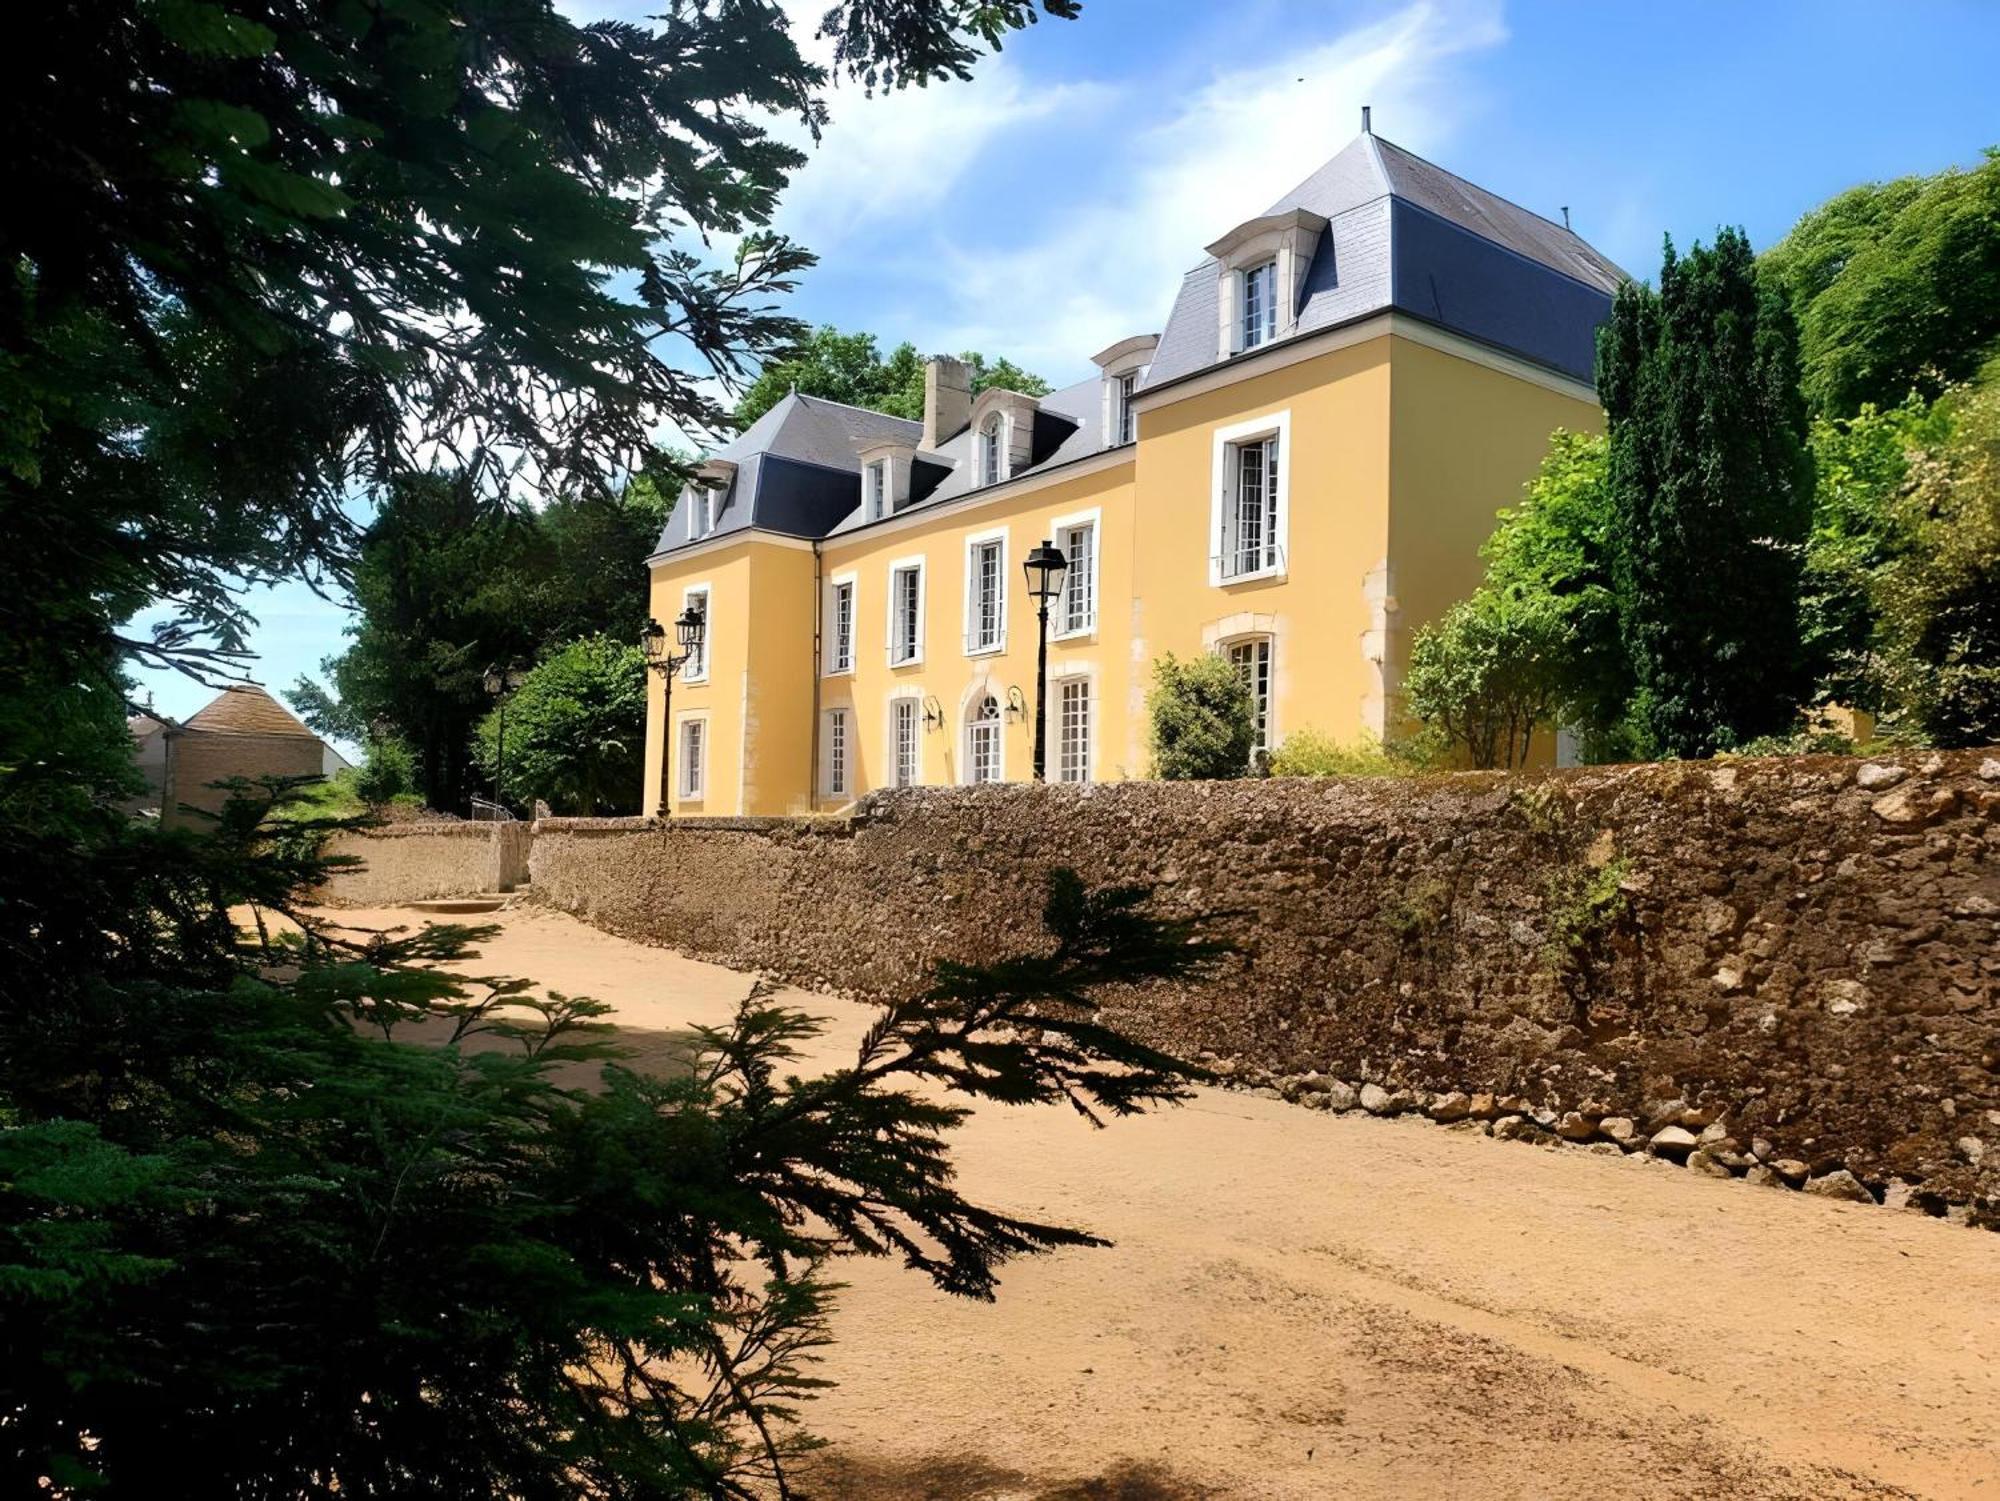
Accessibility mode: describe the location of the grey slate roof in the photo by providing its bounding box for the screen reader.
[651,132,1624,560]
[1145,132,1626,391]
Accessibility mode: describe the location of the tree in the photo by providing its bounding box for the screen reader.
[1597,229,1817,757]
[1872,377,2000,745]
[734,326,1051,426]
[1479,430,1634,760]
[1763,148,2000,418]
[475,636,648,815]
[1147,653,1255,779]
[1404,593,1566,769]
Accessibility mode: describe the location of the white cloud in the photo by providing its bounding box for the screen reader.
[861,0,1510,379]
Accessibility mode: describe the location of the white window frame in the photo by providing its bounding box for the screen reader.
[1239,259,1278,352]
[963,691,1004,785]
[825,572,856,676]
[885,556,926,667]
[978,414,1007,486]
[864,459,887,521]
[888,692,922,789]
[1221,635,1275,757]
[680,583,712,683]
[963,528,1008,657]
[1054,667,1094,784]
[1208,411,1291,586]
[689,484,716,539]
[823,706,851,798]
[1115,371,1138,445]
[677,715,709,802]
[1049,507,1100,641]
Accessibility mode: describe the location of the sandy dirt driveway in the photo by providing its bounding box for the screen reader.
[323,903,2000,1501]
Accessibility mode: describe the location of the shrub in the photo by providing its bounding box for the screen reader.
[1267,727,1431,778]
[474,636,648,815]
[1404,593,1565,769]
[354,737,417,805]
[1147,652,1255,780]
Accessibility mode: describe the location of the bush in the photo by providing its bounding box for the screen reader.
[354,737,417,805]
[1404,593,1565,769]
[474,636,648,815]
[1147,653,1255,780]
[1267,727,1429,778]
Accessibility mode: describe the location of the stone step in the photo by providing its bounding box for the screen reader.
[408,893,511,914]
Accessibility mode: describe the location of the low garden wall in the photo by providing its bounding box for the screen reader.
[530,752,2000,1211]
[318,821,532,906]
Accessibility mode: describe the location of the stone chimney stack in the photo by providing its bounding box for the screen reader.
[922,355,973,451]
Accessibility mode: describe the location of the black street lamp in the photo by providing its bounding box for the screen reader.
[481,661,527,812]
[1021,538,1068,782]
[641,603,706,817]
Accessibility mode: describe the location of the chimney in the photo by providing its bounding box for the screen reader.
[1361,104,1371,134]
[922,355,972,451]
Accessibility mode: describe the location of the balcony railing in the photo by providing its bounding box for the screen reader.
[1212,542,1286,581]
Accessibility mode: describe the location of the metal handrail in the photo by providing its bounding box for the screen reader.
[1212,542,1287,581]
[468,797,516,822]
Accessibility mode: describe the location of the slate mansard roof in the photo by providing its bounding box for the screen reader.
[1145,132,1625,392]
[651,130,1622,561]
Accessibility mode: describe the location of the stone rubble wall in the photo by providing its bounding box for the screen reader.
[318,822,531,906]
[530,753,2000,1217]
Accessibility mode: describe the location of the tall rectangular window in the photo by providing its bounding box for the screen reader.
[681,587,710,680]
[1226,638,1273,755]
[968,695,1002,784]
[830,580,854,673]
[1058,521,1095,635]
[864,460,887,521]
[1241,260,1277,350]
[678,718,706,800]
[890,564,922,665]
[967,537,1004,652]
[1058,678,1091,784]
[825,708,849,797]
[892,698,919,788]
[1116,372,1137,445]
[1221,435,1280,578]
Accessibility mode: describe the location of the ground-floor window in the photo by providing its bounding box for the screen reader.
[967,694,1002,784]
[678,718,706,801]
[1225,636,1273,754]
[824,707,849,797]
[892,697,920,787]
[1057,677,1091,783]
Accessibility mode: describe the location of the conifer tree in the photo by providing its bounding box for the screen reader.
[1596,230,1816,756]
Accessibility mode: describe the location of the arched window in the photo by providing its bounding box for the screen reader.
[979,415,1004,486]
[966,693,1002,784]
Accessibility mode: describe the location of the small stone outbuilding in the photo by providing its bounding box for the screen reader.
[158,685,343,828]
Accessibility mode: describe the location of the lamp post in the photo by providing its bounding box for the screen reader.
[1021,538,1069,782]
[481,661,527,813]
[642,604,706,817]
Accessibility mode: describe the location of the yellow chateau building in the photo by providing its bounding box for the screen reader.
[643,127,1624,816]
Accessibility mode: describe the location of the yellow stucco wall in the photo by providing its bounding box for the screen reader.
[641,323,1604,810]
[1385,334,1604,754]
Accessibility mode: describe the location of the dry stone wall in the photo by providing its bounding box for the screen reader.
[531,753,2000,1216]
[318,822,531,906]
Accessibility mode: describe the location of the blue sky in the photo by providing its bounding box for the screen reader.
[131,0,2000,745]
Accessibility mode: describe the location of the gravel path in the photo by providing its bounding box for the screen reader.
[329,903,2000,1500]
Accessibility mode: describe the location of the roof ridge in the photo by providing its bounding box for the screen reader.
[792,391,922,425]
[1371,133,1587,244]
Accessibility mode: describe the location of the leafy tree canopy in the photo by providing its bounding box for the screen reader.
[734,325,1051,426]
[474,635,649,815]
[1763,148,2000,417]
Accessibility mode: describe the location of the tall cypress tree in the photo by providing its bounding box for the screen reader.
[1598,229,1815,756]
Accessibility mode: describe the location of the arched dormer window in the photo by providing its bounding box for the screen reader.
[1091,334,1160,449]
[979,414,1005,486]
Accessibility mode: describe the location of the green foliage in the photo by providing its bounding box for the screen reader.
[1541,857,1630,978]
[1147,653,1255,780]
[1598,229,1816,757]
[1763,148,2000,417]
[354,737,418,806]
[1404,592,1566,769]
[1872,378,2000,745]
[474,636,648,816]
[734,325,1051,427]
[1266,727,1431,777]
[1381,878,1451,943]
[0,775,1219,1495]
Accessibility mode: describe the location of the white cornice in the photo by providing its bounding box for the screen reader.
[823,446,1133,553]
[1133,311,1598,413]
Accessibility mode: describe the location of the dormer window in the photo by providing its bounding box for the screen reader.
[1089,334,1159,451]
[690,486,714,538]
[1241,260,1277,351]
[979,415,1005,486]
[1116,373,1137,444]
[864,459,887,520]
